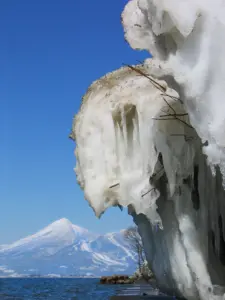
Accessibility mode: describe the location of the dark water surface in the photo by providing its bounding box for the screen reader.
[0,278,118,300]
[0,278,176,300]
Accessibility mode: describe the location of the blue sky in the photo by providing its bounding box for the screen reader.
[1,0,149,244]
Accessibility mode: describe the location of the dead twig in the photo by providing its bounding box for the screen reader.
[152,118,176,121]
[109,183,120,188]
[175,117,194,129]
[160,93,182,103]
[170,134,195,141]
[159,113,188,117]
[124,64,167,92]
[124,63,193,130]
[124,64,183,103]
[141,187,156,198]
[162,96,176,114]
[152,117,194,130]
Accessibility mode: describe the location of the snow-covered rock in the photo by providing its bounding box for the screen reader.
[71,1,225,299]
[132,260,153,280]
[0,218,136,277]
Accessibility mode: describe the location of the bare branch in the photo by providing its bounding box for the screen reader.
[152,117,194,129]
[123,226,146,275]
[152,118,175,121]
[160,93,182,102]
[109,183,120,188]
[123,63,183,103]
[159,113,188,117]
[174,117,194,129]
[170,134,195,141]
[162,97,176,114]
[141,187,156,198]
[124,64,167,92]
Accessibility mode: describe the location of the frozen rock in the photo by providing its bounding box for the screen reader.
[72,1,225,299]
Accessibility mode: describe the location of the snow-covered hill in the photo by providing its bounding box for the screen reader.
[0,218,136,277]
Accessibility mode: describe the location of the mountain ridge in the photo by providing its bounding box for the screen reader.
[0,218,136,277]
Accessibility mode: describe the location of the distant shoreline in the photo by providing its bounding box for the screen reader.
[0,276,101,279]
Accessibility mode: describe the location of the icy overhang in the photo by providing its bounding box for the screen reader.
[122,0,225,183]
[72,65,197,228]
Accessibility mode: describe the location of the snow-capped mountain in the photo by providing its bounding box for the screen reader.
[0,218,136,277]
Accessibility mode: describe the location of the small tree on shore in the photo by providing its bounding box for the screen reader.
[123,226,145,273]
[123,226,153,281]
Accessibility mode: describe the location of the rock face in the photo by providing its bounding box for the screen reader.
[72,1,225,299]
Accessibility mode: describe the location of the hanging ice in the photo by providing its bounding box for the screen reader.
[122,0,225,181]
[73,66,189,229]
[71,1,225,299]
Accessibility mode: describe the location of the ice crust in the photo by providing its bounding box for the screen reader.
[122,0,225,182]
[72,1,225,299]
[73,66,194,228]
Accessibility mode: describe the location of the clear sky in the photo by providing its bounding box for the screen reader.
[1,0,149,244]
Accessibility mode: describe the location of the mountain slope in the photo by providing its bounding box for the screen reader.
[0,219,136,277]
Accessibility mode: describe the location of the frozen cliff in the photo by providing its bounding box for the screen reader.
[71,1,225,299]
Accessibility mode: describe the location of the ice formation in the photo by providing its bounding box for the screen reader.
[72,1,225,299]
[122,0,225,180]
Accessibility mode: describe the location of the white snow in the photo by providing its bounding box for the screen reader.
[0,218,94,254]
[122,0,225,184]
[92,252,125,266]
[72,1,225,299]
[105,232,135,260]
[80,241,92,252]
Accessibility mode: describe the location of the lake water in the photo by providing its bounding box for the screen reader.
[0,278,177,299]
[0,278,118,300]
